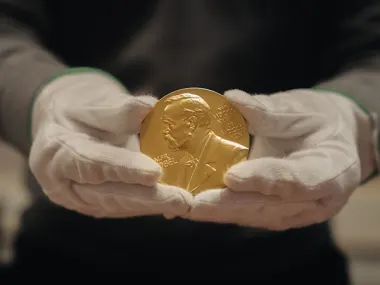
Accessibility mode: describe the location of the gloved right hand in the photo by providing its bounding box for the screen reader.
[29,68,192,218]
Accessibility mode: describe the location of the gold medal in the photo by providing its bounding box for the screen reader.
[140,88,250,195]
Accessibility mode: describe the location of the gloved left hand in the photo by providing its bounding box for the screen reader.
[185,89,378,230]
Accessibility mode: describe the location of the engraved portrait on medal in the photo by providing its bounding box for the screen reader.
[140,88,250,195]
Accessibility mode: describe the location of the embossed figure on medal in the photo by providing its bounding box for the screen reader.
[140,88,250,195]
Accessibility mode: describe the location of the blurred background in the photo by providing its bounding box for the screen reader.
[1,138,380,283]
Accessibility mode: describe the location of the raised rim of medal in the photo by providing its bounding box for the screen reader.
[140,87,224,127]
[141,87,237,122]
[163,87,223,99]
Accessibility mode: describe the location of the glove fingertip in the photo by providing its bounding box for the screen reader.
[163,213,176,220]
[156,183,193,201]
[134,94,158,108]
[147,160,163,177]
[224,89,251,102]
[125,153,162,186]
[223,164,251,191]
[137,169,162,186]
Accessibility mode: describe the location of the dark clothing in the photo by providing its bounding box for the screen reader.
[1,0,379,282]
[4,177,350,282]
[5,205,350,283]
[1,0,380,154]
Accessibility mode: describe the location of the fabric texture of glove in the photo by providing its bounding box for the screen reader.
[185,89,378,230]
[29,68,192,218]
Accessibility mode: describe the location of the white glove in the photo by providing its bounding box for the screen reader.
[29,69,192,218]
[0,185,31,264]
[186,89,378,230]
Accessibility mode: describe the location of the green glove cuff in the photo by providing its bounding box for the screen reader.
[312,87,371,115]
[313,87,379,183]
[28,67,127,142]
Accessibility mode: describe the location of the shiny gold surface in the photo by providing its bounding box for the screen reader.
[140,88,250,195]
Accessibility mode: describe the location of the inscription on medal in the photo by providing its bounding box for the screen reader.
[153,153,178,168]
[223,122,245,139]
[213,104,234,123]
[214,104,244,139]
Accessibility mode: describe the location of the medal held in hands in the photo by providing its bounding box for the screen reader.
[140,88,250,195]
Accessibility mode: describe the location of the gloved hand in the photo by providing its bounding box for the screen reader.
[186,89,378,230]
[29,68,192,218]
